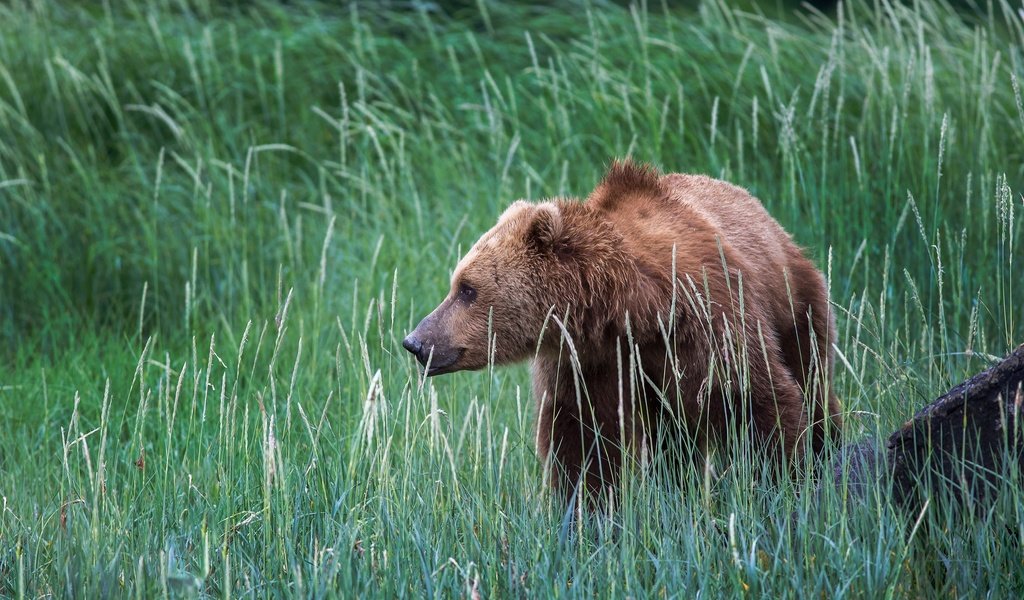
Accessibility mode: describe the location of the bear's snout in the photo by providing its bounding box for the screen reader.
[402,321,465,376]
[401,335,423,356]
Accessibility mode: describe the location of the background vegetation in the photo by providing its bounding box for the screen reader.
[1,0,1022,596]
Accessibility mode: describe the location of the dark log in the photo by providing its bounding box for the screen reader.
[823,344,1024,510]
[886,344,1024,508]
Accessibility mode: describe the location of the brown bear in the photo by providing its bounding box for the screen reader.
[403,160,842,502]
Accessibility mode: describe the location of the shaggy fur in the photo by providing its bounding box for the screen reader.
[404,160,842,501]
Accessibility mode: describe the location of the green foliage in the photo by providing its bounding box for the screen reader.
[0,0,1022,596]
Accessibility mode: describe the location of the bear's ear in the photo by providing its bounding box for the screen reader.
[525,202,565,252]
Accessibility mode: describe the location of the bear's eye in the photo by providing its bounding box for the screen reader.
[458,283,477,304]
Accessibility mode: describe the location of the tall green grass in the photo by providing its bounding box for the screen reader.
[0,0,1022,596]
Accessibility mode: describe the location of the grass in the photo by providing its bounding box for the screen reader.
[0,0,1022,596]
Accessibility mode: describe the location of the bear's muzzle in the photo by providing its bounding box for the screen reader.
[402,325,464,376]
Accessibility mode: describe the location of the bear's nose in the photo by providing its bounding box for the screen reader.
[402,334,423,357]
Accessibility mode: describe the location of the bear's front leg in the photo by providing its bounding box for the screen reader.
[533,361,626,507]
[535,398,623,506]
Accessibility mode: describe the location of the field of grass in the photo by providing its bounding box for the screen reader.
[1,0,1023,596]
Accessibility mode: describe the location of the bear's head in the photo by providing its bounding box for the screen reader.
[403,200,579,376]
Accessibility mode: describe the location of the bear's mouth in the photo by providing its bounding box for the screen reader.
[420,348,465,376]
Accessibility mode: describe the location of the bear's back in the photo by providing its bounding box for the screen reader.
[585,167,812,317]
[658,173,794,274]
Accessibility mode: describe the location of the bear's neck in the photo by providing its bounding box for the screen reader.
[539,203,675,367]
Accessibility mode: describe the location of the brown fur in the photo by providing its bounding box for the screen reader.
[405,160,842,502]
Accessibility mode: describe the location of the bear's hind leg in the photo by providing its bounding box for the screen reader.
[778,267,842,454]
[741,331,814,472]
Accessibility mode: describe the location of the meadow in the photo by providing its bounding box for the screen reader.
[1,0,1023,596]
